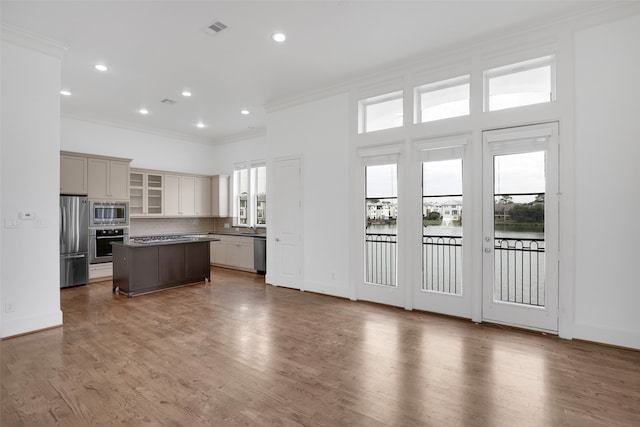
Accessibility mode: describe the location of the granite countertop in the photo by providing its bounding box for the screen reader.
[113,235,220,248]
[123,231,266,247]
[210,231,267,238]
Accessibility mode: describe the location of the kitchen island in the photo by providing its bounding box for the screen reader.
[112,235,219,297]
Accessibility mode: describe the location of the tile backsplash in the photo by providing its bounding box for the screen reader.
[131,217,224,237]
[130,217,265,237]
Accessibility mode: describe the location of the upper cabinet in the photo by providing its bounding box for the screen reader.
[164,174,196,216]
[164,174,214,217]
[211,175,230,217]
[60,152,130,199]
[60,154,88,195]
[88,157,130,200]
[195,177,212,216]
[130,170,163,217]
[61,152,229,218]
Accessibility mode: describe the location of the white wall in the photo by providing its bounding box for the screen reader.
[573,14,640,348]
[207,135,267,176]
[62,118,218,175]
[266,93,351,297]
[1,29,65,337]
[62,117,266,177]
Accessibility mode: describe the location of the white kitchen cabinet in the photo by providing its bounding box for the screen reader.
[164,174,196,216]
[226,237,254,270]
[209,234,254,271]
[130,170,163,217]
[89,262,112,282]
[211,175,230,217]
[195,177,212,216]
[210,237,225,264]
[60,153,88,195]
[88,157,130,200]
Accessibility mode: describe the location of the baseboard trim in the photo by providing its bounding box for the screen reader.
[573,322,640,350]
[303,280,350,299]
[1,310,63,339]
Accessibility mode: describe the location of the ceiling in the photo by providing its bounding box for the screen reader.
[1,1,604,145]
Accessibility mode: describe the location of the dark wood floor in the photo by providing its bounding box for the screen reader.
[2,267,639,426]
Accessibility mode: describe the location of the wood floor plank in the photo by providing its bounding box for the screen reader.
[1,267,639,426]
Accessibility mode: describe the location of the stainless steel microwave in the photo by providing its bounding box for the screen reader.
[90,201,129,226]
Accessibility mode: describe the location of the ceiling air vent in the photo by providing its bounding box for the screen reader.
[204,21,228,37]
[160,98,177,105]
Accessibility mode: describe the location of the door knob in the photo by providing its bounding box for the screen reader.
[484,247,492,253]
[275,238,280,242]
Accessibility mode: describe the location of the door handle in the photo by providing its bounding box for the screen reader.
[275,238,280,242]
[484,247,492,253]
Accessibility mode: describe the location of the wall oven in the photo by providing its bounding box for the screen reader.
[89,228,128,264]
[90,201,129,227]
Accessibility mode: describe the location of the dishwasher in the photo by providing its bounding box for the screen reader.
[253,237,266,275]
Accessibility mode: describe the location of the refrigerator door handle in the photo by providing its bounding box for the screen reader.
[60,204,66,240]
[63,254,86,260]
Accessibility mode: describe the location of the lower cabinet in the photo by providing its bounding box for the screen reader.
[210,235,255,271]
[89,262,113,282]
[113,241,210,297]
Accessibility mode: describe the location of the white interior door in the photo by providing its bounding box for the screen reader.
[273,157,302,289]
[482,123,559,332]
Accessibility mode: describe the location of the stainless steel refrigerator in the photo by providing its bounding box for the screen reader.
[60,195,89,288]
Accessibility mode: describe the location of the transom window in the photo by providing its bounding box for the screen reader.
[484,55,555,112]
[358,91,403,134]
[415,75,470,123]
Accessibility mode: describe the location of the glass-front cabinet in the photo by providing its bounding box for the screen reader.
[130,170,163,217]
[146,174,163,215]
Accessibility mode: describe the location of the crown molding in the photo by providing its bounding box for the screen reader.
[62,111,266,146]
[1,23,67,59]
[62,112,216,145]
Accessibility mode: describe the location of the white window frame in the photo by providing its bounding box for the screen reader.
[414,75,470,124]
[233,161,267,228]
[251,161,267,228]
[483,55,556,112]
[233,162,249,226]
[358,90,404,134]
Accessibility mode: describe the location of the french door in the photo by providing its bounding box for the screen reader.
[357,146,405,307]
[482,123,559,332]
[412,136,472,318]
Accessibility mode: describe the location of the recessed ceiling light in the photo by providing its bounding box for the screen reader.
[139,108,149,115]
[272,32,286,43]
[196,122,206,128]
[182,90,192,97]
[60,90,71,96]
[94,64,108,72]
[241,109,250,115]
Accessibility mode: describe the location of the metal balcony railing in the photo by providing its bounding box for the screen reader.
[365,233,544,307]
[494,238,545,306]
[422,235,462,295]
[365,233,397,287]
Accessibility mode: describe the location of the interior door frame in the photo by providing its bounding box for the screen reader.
[482,122,559,333]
